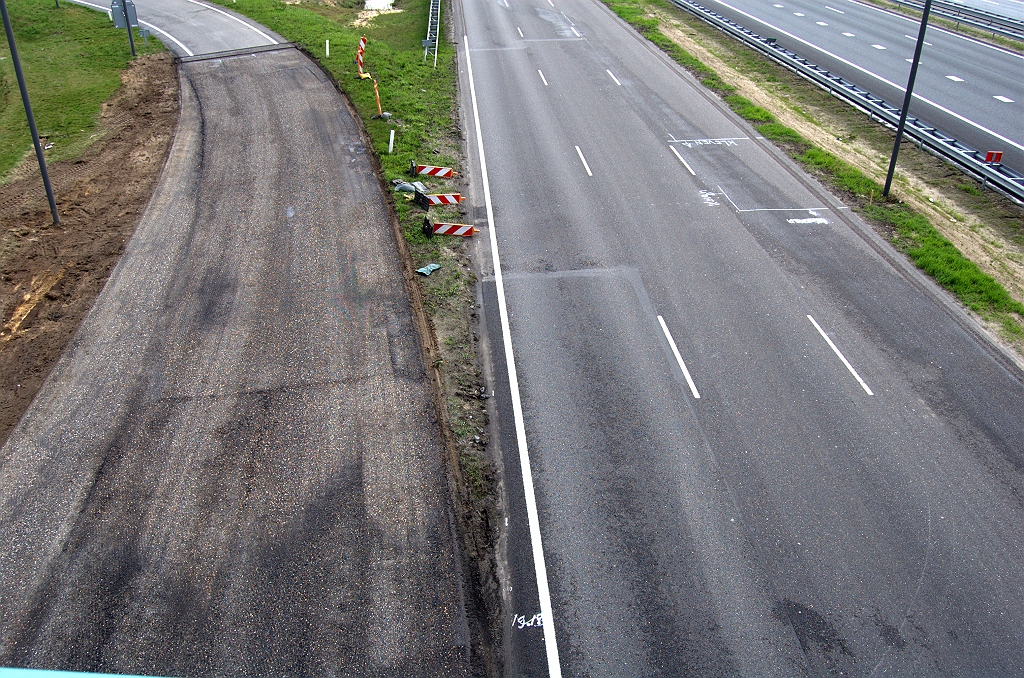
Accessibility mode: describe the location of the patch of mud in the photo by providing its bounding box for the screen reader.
[0,53,179,447]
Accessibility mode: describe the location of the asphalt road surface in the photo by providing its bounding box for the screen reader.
[452,0,1024,673]
[701,0,1024,173]
[0,5,472,676]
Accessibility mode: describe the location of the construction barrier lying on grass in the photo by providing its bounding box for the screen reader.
[423,217,478,237]
[411,161,456,178]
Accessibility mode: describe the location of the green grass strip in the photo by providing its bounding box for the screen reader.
[0,0,163,177]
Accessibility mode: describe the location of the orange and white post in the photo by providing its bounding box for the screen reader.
[373,80,383,116]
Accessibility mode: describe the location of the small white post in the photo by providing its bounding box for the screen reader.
[388,129,395,154]
[325,39,329,57]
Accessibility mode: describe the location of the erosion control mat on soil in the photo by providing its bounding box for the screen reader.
[0,53,179,447]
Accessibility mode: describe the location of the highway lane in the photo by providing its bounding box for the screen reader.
[453,0,1024,673]
[701,0,1024,172]
[0,4,474,675]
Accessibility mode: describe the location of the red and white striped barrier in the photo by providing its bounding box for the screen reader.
[426,193,464,205]
[423,218,478,237]
[356,36,371,79]
[985,151,1003,163]
[411,161,456,178]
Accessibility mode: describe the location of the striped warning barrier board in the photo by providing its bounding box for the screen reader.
[426,193,464,205]
[423,218,478,237]
[411,161,456,178]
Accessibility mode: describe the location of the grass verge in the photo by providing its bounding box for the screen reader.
[1,0,162,178]
[602,0,1024,346]
[205,0,501,668]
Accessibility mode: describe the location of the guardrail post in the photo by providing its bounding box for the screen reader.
[884,0,932,197]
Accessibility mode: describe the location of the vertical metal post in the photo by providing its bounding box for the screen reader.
[883,0,932,197]
[0,0,59,224]
[122,0,135,56]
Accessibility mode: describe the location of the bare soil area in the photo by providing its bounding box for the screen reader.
[0,53,178,447]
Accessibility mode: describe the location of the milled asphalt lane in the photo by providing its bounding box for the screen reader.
[454,0,1024,673]
[0,6,472,677]
[702,0,1024,172]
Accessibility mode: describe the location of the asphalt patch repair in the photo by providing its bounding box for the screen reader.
[0,53,178,447]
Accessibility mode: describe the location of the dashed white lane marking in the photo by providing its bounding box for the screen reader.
[68,0,194,55]
[842,31,855,36]
[658,316,701,399]
[575,145,593,176]
[518,26,524,37]
[807,315,874,395]
[794,11,805,15]
[773,3,783,6]
[606,69,622,85]
[547,0,554,6]
[670,145,696,175]
[904,34,932,45]
[571,26,581,36]
[816,21,828,25]
[946,75,964,81]
[994,95,1015,102]
[463,33,562,678]
[825,4,844,11]
[538,69,549,85]
[871,43,886,49]
[183,0,278,44]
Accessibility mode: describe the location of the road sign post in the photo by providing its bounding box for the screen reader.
[111,0,137,55]
[0,0,60,224]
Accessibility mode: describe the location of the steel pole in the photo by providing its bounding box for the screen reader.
[0,0,60,224]
[883,0,933,197]
[122,0,135,56]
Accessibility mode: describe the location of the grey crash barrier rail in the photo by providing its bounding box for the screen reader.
[665,0,1024,204]
[890,0,1024,42]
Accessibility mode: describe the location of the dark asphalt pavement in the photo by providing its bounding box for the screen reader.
[0,18,472,678]
[704,0,1024,172]
[453,0,1024,673]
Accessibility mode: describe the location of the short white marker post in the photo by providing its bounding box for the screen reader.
[388,129,395,154]
[326,39,329,57]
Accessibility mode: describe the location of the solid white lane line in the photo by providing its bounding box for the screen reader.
[670,145,696,175]
[67,0,195,56]
[710,0,1024,152]
[571,26,581,36]
[825,4,845,11]
[518,26,524,37]
[538,69,549,85]
[464,34,563,678]
[659,316,701,399]
[807,315,874,395]
[606,69,622,85]
[575,145,593,176]
[182,0,278,44]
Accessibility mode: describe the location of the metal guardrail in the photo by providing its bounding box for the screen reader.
[666,0,1024,203]
[423,0,441,66]
[891,0,1024,41]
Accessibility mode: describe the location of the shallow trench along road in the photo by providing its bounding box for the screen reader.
[0,3,474,676]
[451,0,1024,673]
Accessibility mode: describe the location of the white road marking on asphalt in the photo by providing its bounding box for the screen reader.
[904,34,932,45]
[538,70,549,85]
[816,21,829,25]
[464,34,562,678]
[518,26,524,37]
[606,69,622,85]
[548,0,555,6]
[773,3,783,6]
[994,95,1015,102]
[670,145,697,174]
[710,0,1024,152]
[575,145,593,175]
[807,315,874,395]
[571,26,581,36]
[68,0,195,56]
[183,0,278,43]
[504,0,510,6]
[794,11,805,15]
[842,31,855,35]
[946,75,963,81]
[788,216,829,223]
[871,43,886,49]
[825,4,844,11]
[658,316,701,399]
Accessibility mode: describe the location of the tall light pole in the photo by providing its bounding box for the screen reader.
[883,0,933,197]
[0,0,59,224]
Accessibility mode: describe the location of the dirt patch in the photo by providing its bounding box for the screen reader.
[0,53,179,447]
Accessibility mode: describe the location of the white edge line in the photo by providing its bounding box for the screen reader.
[670,145,696,175]
[182,0,278,44]
[717,184,741,211]
[538,69,549,85]
[658,316,701,398]
[710,0,1024,152]
[575,145,593,176]
[807,315,874,395]
[66,0,195,56]
[464,35,563,678]
[606,68,622,85]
